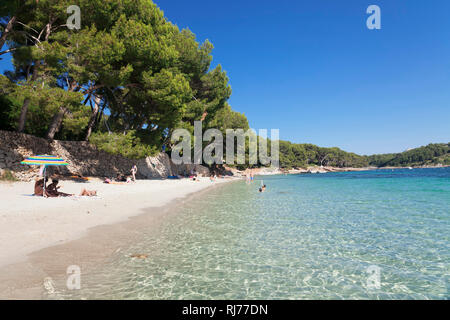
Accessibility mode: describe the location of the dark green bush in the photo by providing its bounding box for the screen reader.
[89,130,159,159]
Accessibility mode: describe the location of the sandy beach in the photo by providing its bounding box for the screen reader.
[0,177,236,298]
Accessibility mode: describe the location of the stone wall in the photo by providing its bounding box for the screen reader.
[0,130,209,181]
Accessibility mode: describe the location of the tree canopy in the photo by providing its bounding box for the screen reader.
[0,0,234,156]
[279,141,369,169]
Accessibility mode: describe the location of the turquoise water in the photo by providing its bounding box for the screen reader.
[58,168,449,299]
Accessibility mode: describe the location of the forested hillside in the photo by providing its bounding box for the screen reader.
[279,141,369,168]
[366,143,450,167]
[278,142,450,169]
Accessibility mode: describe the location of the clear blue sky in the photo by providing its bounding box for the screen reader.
[1,0,449,155]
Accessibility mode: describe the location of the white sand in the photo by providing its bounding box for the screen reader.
[0,177,235,269]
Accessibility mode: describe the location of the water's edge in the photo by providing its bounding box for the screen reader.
[0,181,235,299]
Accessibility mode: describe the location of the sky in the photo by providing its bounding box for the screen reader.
[1,0,449,155]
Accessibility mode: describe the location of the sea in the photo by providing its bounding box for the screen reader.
[55,168,449,299]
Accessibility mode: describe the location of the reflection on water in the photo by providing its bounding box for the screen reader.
[55,168,449,299]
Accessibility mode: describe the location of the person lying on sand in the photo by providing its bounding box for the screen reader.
[115,173,127,182]
[113,174,133,183]
[104,178,127,185]
[80,189,97,197]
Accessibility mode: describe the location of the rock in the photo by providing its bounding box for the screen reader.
[0,129,215,181]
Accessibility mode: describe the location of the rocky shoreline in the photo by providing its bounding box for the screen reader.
[0,130,210,181]
[246,164,450,176]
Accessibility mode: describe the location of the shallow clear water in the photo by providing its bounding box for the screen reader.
[58,168,449,299]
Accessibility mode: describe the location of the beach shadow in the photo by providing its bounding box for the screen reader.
[52,175,90,183]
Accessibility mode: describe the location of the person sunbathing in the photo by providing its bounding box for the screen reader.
[115,173,127,182]
[45,178,73,197]
[34,177,47,196]
[80,189,97,196]
[104,177,127,185]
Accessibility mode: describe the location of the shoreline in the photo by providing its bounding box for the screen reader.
[0,177,237,299]
[253,164,450,176]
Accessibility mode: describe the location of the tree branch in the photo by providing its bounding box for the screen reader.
[0,16,16,52]
[14,20,39,35]
[0,47,17,55]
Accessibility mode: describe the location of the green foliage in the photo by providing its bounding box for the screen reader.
[208,103,249,132]
[0,0,237,158]
[0,169,18,181]
[1,77,87,137]
[279,141,369,169]
[0,75,19,130]
[441,154,450,165]
[89,130,159,159]
[367,143,450,167]
[60,107,91,138]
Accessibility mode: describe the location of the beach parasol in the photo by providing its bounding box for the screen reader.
[21,155,69,196]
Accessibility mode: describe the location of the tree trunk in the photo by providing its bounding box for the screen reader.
[84,95,101,141]
[95,104,106,130]
[45,80,78,139]
[0,16,16,53]
[46,107,68,139]
[17,19,54,132]
[17,60,41,132]
[17,98,31,132]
